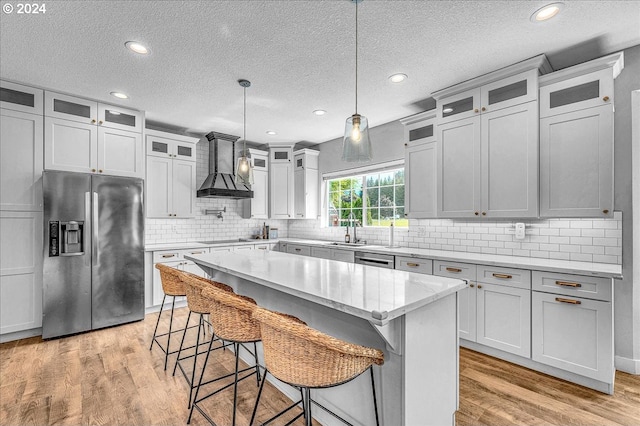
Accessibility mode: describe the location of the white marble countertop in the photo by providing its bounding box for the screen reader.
[277,238,623,279]
[185,250,467,326]
[145,239,278,252]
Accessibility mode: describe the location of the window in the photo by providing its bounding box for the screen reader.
[327,167,406,228]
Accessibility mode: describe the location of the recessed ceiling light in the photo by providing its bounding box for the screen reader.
[125,41,150,55]
[313,110,327,116]
[110,92,129,99]
[266,131,277,135]
[389,73,408,83]
[443,107,454,113]
[530,3,563,22]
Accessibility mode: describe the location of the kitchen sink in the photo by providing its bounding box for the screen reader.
[325,241,368,247]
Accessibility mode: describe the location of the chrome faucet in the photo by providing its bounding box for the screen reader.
[348,212,359,243]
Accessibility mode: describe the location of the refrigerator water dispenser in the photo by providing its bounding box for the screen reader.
[60,221,84,255]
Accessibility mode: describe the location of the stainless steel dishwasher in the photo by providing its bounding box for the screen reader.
[354,252,395,269]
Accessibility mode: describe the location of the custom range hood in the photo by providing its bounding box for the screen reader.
[197,131,254,199]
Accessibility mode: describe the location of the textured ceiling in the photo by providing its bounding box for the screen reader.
[1,1,639,144]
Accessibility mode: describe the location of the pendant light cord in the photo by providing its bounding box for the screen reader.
[243,85,247,154]
[355,0,358,115]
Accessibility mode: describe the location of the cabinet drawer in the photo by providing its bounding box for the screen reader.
[433,261,476,281]
[183,248,209,257]
[331,249,355,263]
[532,271,612,302]
[287,244,310,256]
[153,250,182,263]
[395,256,433,274]
[311,247,332,259]
[476,265,531,290]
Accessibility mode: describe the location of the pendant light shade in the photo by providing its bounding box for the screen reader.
[343,113,372,162]
[342,0,372,162]
[235,79,254,185]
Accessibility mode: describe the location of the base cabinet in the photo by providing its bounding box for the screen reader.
[532,271,613,383]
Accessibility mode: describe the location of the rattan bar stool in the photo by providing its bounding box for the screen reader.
[188,283,304,426]
[150,264,198,370]
[250,307,385,426]
[173,271,235,408]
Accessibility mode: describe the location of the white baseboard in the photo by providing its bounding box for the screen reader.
[0,327,42,343]
[615,355,640,374]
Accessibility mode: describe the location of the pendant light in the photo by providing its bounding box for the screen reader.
[235,79,254,185]
[342,0,372,162]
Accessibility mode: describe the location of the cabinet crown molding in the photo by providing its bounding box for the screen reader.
[145,129,199,144]
[431,54,552,100]
[399,110,437,126]
[539,51,624,87]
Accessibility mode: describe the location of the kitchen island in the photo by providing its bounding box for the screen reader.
[186,250,467,426]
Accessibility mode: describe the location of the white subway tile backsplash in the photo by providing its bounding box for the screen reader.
[197,145,622,268]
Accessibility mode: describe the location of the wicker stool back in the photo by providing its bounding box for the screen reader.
[155,263,186,296]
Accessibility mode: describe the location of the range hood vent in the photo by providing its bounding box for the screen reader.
[197,131,254,199]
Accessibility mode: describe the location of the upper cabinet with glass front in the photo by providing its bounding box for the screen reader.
[44,91,144,178]
[0,80,43,115]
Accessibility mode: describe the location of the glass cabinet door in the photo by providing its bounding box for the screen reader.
[437,88,480,124]
[174,143,194,161]
[480,69,538,113]
[45,91,98,124]
[540,68,614,118]
[147,136,171,157]
[98,104,142,133]
[0,80,43,115]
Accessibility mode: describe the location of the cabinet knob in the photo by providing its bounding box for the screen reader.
[99,120,103,125]
[91,119,96,124]
[482,212,486,216]
[474,211,479,216]
[474,108,479,113]
[481,107,486,112]
[404,143,408,147]
[603,96,610,102]
[603,209,609,214]
[469,284,475,288]
[98,169,103,173]
[477,285,483,289]
[91,168,96,172]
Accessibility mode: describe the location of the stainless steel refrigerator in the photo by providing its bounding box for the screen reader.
[42,170,144,339]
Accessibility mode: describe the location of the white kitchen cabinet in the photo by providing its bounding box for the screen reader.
[269,145,294,219]
[293,149,319,219]
[310,247,331,259]
[241,149,269,219]
[145,130,198,218]
[1,80,43,115]
[310,246,354,262]
[433,261,477,341]
[44,92,144,178]
[331,248,354,263]
[401,111,437,219]
[0,211,43,335]
[254,243,274,252]
[395,256,433,274]
[476,283,531,358]
[1,108,43,211]
[437,101,538,218]
[538,52,622,218]
[233,245,254,252]
[286,243,310,256]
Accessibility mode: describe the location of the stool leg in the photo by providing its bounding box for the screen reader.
[232,342,241,426]
[187,314,204,409]
[253,341,261,386]
[150,294,166,350]
[250,368,268,425]
[303,387,312,426]
[187,335,216,424]
[173,310,192,376]
[165,296,177,371]
[370,367,380,426]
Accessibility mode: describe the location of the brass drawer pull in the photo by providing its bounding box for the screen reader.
[161,254,175,258]
[556,281,582,288]
[295,248,301,251]
[555,297,581,305]
[446,267,462,273]
[190,251,204,255]
[493,273,512,279]
[407,262,420,267]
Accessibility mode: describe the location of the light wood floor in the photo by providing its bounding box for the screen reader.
[1,307,638,425]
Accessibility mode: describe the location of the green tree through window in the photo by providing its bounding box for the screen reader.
[327,168,406,227]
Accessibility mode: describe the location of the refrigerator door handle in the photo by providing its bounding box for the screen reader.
[93,191,99,267]
[85,192,91,266]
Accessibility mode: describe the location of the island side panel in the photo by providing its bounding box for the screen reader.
[404,292,459,426]
[204,267,402,426]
